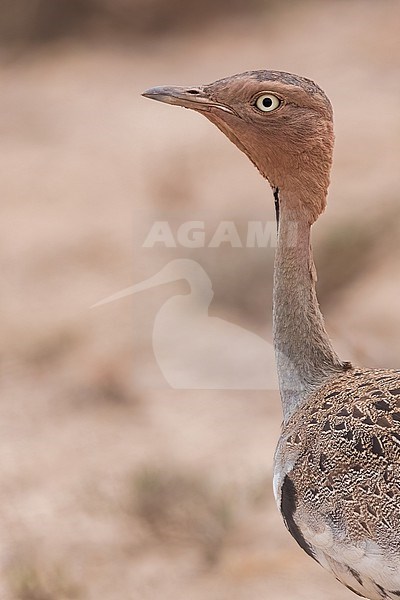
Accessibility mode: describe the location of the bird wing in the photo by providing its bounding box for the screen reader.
[279,367,400,599]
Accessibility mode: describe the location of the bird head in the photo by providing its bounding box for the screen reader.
[143,70,334,223]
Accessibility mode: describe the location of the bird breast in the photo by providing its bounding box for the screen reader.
[274,367,400,599]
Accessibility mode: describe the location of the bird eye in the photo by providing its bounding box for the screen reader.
[255,93,281,112]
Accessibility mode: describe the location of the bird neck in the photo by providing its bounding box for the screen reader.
[272,193,345,423]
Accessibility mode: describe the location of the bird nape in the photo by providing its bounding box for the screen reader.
[143,70,400,600]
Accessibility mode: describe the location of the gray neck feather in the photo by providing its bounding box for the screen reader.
[272,193,345,423]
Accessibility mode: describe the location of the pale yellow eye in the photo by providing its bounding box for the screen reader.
[255,93,281,112]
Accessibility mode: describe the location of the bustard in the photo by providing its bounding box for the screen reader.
[143,71,400,599]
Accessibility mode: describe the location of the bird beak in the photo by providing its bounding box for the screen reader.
[142,85,237,116]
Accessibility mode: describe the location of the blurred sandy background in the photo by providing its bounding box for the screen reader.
[1,0,400,598]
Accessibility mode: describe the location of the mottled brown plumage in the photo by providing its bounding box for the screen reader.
[275,368,400,599]
[143,71,400,599]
